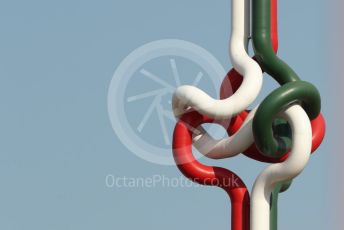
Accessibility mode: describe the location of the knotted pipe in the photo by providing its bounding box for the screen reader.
[252,0,322,157]
[173,112,250,230]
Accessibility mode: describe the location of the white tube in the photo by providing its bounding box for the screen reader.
[172,0,263,119]
[250,105,312,230]
[192,108,257,159]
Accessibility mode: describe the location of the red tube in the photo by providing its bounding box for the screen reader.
[173,112,250,230]
[171,1,326,229]
[220,71,326,163]
[219,0,280,148]
[271,0,278,53]
[219,0,325,162]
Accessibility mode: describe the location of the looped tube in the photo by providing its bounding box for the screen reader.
[252,0,322,157]
[173,112,250,230]
[198,66,324,229]
[252,81,321,157]
[204,71,325,163]
[250,104,312,230]
[172,0,262,120]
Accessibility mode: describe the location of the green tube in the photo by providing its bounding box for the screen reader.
[253,81,321,157]
[252,0,321,157]
[252,1,321,229]
[272,118,291,138]
[272,118,292,157]
[270,123,292,230]
[270,180,293,230]
[252,0,299,85]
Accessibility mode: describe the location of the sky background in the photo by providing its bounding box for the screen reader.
[0,0,340,229]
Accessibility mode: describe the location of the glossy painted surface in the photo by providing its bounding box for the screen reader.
[252,0,322,158]
[172,0,262,119]
[171,0,325,229]
[173,112,250,230]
